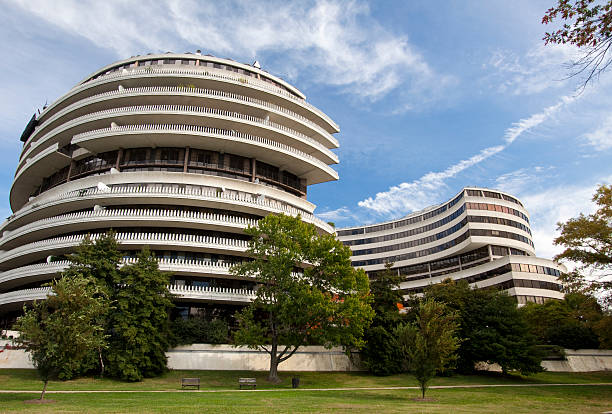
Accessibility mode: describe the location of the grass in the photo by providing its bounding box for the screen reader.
[0,386,611,413]
[0,370,611,413]
[0,369,611,391]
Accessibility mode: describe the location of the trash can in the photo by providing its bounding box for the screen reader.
[292,377,300,388]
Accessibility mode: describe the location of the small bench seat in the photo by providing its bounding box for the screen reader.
[238,377,257,389]
[181,377,200,390]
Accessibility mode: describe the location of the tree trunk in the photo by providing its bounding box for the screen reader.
[40,380,48,400]
[267,341,281,383]
[421,382,425,399]
[99,348,105,377]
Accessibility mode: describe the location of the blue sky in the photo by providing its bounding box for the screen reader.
[1,0,611,261]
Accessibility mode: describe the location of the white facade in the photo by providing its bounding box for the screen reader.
[0,53,339,326]
[337,187,565,304]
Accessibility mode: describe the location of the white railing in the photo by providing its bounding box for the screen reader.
[24,103,336,165]
[78,66,338,129]
[0,208,256,247]
[34,86,338,149]
[72,123,337,170]
[0,232,249,266]
[0,284,256,307]
[0,287,51,306]
[10,184,333,233]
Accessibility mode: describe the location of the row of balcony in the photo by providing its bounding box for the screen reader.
[35,86,338,149]
[77,65,339,132]
[22,104,338,171]
[0,284,257,308]
[8,184,333,234]
[0,208,258,248]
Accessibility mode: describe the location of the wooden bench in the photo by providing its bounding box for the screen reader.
[238,377,257,389]
[181,377,200,390]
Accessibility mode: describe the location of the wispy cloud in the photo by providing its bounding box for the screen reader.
[494,166,556,195]
[10,0,450,103]
[582,114,612,151]
[357,95,576,216]
[484,43,580,95]
[517,178,611,259]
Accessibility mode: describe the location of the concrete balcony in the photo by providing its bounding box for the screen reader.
[0,208,257,249]
[6,183,334,235]
[32,86,339,151]
[20,103,338,173]
[41,65,339,134]
[0,283,255,312]
[0,232,249,270]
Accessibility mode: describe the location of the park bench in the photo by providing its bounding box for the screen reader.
[238,377,257,389]
[181,377,200,390]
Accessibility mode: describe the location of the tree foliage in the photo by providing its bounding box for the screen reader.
[395,299,460,399]
[105,247,174,381]
[424,279,543,375]
[542,0,612,87]
[554,184,612,307]
[64,233,173,381]
[13,275,108,399]
[521,292,610,348]
[231,214,373,383]
[361,262,405,375]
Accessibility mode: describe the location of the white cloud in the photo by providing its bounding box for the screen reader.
[582,114,612,150]
[494,166,556,195]
[10,0,449,103]
[485,43,581,95]
[357,95,575,217]
[517,178,611,259]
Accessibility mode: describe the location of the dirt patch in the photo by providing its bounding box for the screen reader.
[24,399,56,404]
[412,397,437,402]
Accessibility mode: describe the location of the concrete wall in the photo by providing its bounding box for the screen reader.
[542,349,612,372]
[0,341,361,371]
[3,341,610,372]
[167,344,362,371]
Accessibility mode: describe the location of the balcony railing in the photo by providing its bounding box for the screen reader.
[10,184,333,234]
[0,208,257,247]
[34,86,338,149]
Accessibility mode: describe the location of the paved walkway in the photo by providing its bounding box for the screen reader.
[0,383,610,393]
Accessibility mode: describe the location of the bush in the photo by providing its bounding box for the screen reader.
[171,317,229,345]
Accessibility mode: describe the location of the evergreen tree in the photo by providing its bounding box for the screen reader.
[105,247,174,381]
[425,279,543,374]
[361,262,405,375]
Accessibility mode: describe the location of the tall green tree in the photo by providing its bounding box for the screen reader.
[554,184,612,307]
[361,262,405,375]
[425,279,543,374]
[231,214,373,383]
[105,247,174,381]
[395,299,460,399]
[542,0,612,88]
[13,275,108,399]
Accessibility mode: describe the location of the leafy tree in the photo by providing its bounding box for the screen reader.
[521,292,607,348]
[13,275,108,399]
[542,0,612,88]
[395,299,460,399]
[231,214,373,383]
[554,184,612,307]
[425,279,543,374]
[105,247,174,381]
[361,262,405,375]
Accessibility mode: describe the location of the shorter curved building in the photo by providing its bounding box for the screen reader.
[337,187,565,305]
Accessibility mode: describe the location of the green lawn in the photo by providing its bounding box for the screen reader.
[0,370,611,413]
[0,386,611,413]
[0,369,611,391]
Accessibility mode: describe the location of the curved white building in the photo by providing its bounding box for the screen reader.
[0,52,339,328]
[337,188,565,305]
